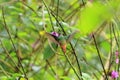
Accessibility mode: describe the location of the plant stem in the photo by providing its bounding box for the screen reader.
[42,0,55,31]
[81,0,85,6]
[56,0,59,27]
[82,57,103,75]
[0,65,9,78]
[112,23,119,48]
[46,60,57,78]
[2,7,27,79]
[107,23,113,73]
[63,51,81,80]
[70,43,83,76]
[92,34,108,80]
[112,23,120,72]
[61,1,78,16]
[0,39,22,73]
[21,1,39,17]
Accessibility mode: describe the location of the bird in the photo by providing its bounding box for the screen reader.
[40,30,79,53]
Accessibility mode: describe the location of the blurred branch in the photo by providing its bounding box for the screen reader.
[2,7,27,79]
[92,34,108,80]
[112,22,119,48]
[0,59,15,71]
[46,60,57,79]
[112,22,120,72]
[0,0,17,6]
[0,39,22,73]
[62,51,81,80]
[21,1,39,17]
[82,57,103,76]
[42,0,55,31]
[106,23,114,74]
[0,65,9,78]
[61,0,78,16]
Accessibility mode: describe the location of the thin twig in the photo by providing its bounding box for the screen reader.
[61,1,78,16]
[92,34,108,80]
[0,0,17,6]
[62,51,81,80]
[2,7,27,79]
[112,23,120,72]
[64,6,80,21]
[21,2,39,17]
[0,39,22,73]
[81,0,86,6]
[46,60,57,78]
[42,0,55,31]
[0,59,15,71]
[107,23,113,73]
[0,65,9,78]
[70,43,83,77]
[82,57,103,75]
[112,23,119,48]
[49,8,64,22]
[56,0,59,27]
[93,72,99,80]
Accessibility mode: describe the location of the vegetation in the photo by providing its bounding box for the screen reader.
[0,0,120,80]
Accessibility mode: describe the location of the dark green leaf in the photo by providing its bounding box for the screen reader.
[43,43,58,60]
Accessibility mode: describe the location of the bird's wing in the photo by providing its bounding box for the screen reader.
[66,30,79,43]
[45,32,59,44]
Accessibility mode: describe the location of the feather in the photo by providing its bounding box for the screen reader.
[45,32,59,44]
[66,30,79,43]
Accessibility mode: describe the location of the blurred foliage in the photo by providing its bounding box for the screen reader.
[0,0,120,80]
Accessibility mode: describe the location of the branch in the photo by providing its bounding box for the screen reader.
[2,6,27,79]
[92,34,108,80]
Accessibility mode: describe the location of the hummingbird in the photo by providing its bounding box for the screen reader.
[44,30,79,53]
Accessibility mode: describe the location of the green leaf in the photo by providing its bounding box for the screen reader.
[19,77,27,80]
[100,41,110,53]
[60,76,71,80]
[82,73,92,80]
[18,32,27,37]
[0,76,7,80]
[43,43,58,60]
[76,1,120,35]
